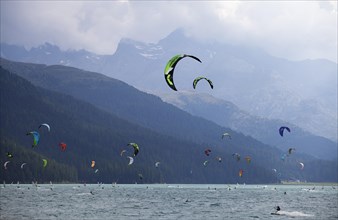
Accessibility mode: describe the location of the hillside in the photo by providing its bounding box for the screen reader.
[0,62,337,183]
[1,58,336,161]
[161,91,337,160]
[0,67,283,184]
[1,138,78,183]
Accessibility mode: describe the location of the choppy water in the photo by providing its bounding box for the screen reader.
[1,184,337,219]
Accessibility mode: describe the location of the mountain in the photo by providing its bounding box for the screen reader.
[0,66,259,184]
[1,29,337,141]
[1,62,337,183]
[160,91,337,160]
[0,65,289,184]
[1,58,336,162]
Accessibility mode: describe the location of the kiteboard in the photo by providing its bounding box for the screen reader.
[271,212,280,215]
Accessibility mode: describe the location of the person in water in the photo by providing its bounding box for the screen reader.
[275,206,281,213]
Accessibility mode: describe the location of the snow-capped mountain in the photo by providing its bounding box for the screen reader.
[1,29,337,141]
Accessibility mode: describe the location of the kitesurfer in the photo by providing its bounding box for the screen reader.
[275,206,281,213]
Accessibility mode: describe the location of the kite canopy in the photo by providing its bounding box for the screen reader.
[232,153,241,162]
[20,163,27,169]
[222,133,231,139]
[193,76,213,89]
[280,154,287,161]
[127,156,134,166]
[204,148,211,156]
[7,152,13,158]
[279,126,290,137]
[26,131,40,147]
[164,54,202,91]
[128,143,139,157]
[39,123,50,132]
[120,150,127,157]
[4,161,10,170]
[203,160,209,166]
[59,142,67,151]
[288,148,296,155]
[42,159,48,168]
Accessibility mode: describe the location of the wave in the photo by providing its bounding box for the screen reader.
[273,211,314,217]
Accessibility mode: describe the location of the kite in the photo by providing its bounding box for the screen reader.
[279,126,290,137]
[42,159,47,168]
[222,133,231,139]
[26,131,40,147]
[204,149,211,156]
[164,54,202,91]
[38,123,50,132]
[20,163,27,169]
[59,142,67,151]
[120,150,127,157]
[193,77,213,89]
[232,153,241,162]
[4,161,10,170]
[245,156,251,164]
[288,148,295,155]
[203,160,209,166]
[7,152,13,158]
[128,143,139,157]
[127,156,134,166]
[239,169,243,177]
[280,154,287,161]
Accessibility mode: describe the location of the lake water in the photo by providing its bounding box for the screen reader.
[1,184,337,219]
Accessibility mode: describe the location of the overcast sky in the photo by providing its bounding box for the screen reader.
[1,1,337,62]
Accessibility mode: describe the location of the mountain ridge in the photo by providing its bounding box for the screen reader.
[1,58,336,161]
[1,66,304,184]
[160,91,337,160]
[1,61,337,183]
[1,30,336,141]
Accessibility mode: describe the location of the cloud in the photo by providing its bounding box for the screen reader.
[1,1,337,62]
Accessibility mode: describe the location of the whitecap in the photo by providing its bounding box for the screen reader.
[276,211,314,217]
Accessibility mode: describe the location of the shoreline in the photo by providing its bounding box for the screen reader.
[2,182,338,186]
